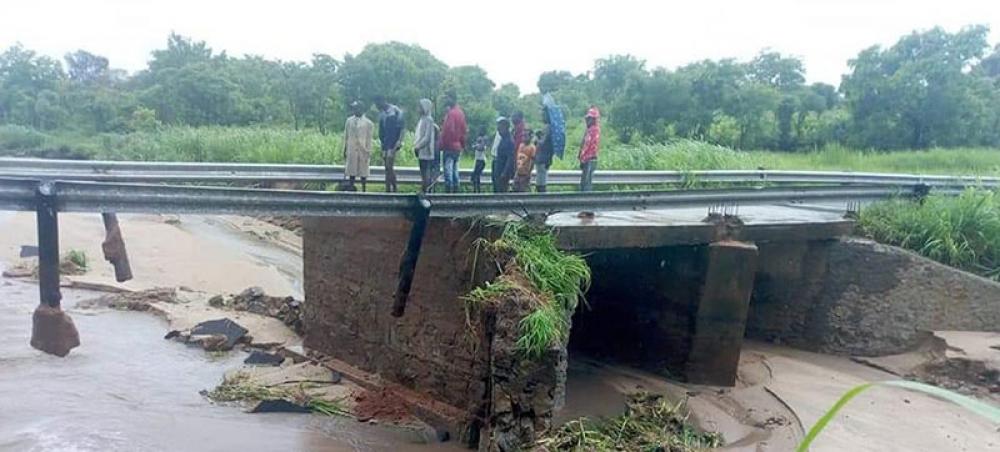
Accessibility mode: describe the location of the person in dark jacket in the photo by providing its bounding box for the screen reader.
[535,109,554,192]
[375,96,404,193]
[492,117,515,193]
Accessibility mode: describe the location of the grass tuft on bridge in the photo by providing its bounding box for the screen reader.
[464,220,591,358]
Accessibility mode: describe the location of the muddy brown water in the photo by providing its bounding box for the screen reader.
[0,211,457,452]
[0,277,467,452]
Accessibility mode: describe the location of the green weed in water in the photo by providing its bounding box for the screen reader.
[537,392,723,451]
[66,249,88,269]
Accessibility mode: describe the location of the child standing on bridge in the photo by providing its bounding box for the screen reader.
[513,129,535,192]
[470,127,488,193]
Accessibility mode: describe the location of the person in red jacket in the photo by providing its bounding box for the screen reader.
[578,106,601,191]
[438,93,467,193]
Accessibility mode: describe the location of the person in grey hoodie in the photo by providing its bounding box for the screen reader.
[413,98,437,192]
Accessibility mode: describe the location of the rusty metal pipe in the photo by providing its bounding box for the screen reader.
[391,196,432,317]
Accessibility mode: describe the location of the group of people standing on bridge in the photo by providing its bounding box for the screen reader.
[341,93,601,193]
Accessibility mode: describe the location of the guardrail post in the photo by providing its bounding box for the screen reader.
[30,182,81,357]
[391,195,432,317]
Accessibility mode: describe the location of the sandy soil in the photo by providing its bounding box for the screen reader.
[0,212,300,296]
[750,342,1000,451]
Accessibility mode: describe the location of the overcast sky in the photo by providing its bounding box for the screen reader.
[2,0,997,92]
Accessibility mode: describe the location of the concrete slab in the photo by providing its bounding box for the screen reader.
[550,204,854,249]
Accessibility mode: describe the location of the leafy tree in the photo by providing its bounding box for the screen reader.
[0,44,66,127]
[65,50,112,85]
[338,42,447,117]
[593,55,646,102]
[749,51,805,91]
[536,70,574,94]
[842,25,993,148]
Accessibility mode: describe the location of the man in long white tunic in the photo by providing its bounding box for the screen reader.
[343,101,374,191]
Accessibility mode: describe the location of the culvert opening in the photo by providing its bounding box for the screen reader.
[569,245,709,378]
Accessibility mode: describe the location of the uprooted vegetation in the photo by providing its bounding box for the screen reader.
[537,392,723,451]
[205,370,351,417]
[463,220,591,358]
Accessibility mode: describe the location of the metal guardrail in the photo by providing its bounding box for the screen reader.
[0,177,943,218]
[2,157,998,188]
[0,175,950,331]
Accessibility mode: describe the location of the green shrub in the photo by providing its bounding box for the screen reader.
[859,189,1000,280]
[0,125,48,150]
[66,249,88,269]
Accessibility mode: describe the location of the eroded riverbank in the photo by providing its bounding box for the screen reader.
[2,212,998,451]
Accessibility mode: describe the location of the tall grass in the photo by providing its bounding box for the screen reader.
[465,221,591,358]
[2,125,999,178]
[859,189,1000,280]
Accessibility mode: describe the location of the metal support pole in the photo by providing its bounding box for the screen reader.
[36,183,61,308]
[391,195,432,317]
[30,182,80,356]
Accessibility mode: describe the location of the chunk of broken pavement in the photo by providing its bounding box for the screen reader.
[250,399,312,414]
[244,350,284,366]
[190,318,248,350]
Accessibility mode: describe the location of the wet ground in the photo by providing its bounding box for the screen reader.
[2,212,998,451]
[0,213,446,452]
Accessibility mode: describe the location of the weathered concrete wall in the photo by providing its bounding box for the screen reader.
[748,238,1000,355]
[571,246,706,374]
[302,217,566,448]
[303,217,489,430]
[572,241,758,385]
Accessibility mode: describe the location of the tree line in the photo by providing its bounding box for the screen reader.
[1,26,999,151]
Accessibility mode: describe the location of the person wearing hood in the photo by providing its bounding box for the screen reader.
[343,100,374,192]
[413,98,437,192]
[578,106,601,192]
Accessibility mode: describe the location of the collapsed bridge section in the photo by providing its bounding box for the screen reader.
[301,203,855,448]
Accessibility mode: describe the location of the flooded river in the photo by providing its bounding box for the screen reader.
[0,213,445,452]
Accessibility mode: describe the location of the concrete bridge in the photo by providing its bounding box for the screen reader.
[300,203,1000,448]
[4,173,1000,449]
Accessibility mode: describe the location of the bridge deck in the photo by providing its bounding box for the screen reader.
[550,203,854,250]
